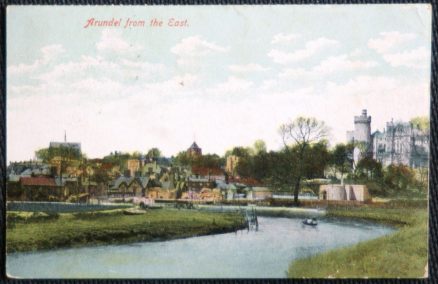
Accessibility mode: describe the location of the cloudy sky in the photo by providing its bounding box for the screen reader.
[7,5,431,162]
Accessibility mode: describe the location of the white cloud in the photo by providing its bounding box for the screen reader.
[228,63,269,73]
[96,29,143,54]
[8,44,65,76]
[207,76,254,95]
[278,55,377,79]
[368,31,417,54]
[325,75,399,97]
[271,33,301,44]
[171,36,229,69]
[382,46,430,69]
[367,32,429,69]
[171,36,228,57]
[314,55,378,74]
[36,55,119,82]
[41,44,66,62]
[268,37,339,64]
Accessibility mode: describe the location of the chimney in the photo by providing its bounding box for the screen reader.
[362,109,367,117]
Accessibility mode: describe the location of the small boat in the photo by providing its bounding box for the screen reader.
[302,218,318,226]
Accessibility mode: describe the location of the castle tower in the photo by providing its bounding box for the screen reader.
[353,109,371,144]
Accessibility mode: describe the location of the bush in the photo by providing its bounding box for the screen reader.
[7,211,60,225]
[66,195,78,203]
[48,195,60,202]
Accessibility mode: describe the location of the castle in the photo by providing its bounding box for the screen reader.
[347,110,429,168]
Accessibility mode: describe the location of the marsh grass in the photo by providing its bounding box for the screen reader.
[288,204,428,278]
[6,209,245,253]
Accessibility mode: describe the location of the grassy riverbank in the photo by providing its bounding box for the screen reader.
[288,205,428,278]
[6,209,245,253]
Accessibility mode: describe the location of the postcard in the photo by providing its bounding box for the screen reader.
[5,5,431,278]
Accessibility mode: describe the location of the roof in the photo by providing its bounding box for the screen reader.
[101,163,115,170]
[191,166,223,176]
[161,180,174,190]
[49,142,81,151]
[20,177,57,187]
[110,176,134,189]
[228,177,262,186]
[188,142,201,150]
[111,176,150,189]
[137,177,150,188]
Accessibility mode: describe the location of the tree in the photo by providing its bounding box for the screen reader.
[147,148,162,160]
[355,157,383,180]
[35,148,50,162]
[384,164,416,193]
[231,146,252,158]
[410,116,429,132]
[279,117,329,204]
[330,143,354,183]
[253,139,267,155]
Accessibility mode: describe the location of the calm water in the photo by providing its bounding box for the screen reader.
[7,217,393,278]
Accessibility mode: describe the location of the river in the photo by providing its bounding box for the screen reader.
[7,216,393,278]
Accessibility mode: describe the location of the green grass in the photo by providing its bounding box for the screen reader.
[288,205,428,278]
[7,209,245,253]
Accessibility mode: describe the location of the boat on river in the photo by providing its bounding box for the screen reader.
[302,218,318,226]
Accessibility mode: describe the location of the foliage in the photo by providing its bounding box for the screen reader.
[173,151,224,169]
[146,148,162,160]
[253,139,267,155]
[384,164,416,192]
[354,157,383,180]
[329,143,354,181]
[410,116,429,132]
[6,209,245,253]
[35,148,50,163]
[278,117,329,204]
[348,155,426,198]
[103,151,131,169]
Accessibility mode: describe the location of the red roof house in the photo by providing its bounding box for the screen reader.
[20,177,58,187]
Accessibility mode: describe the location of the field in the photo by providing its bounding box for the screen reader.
[288,202,428,278]
[6,208,245,253]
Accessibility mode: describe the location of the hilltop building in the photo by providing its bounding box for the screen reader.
[187,142,202,156]
[372,121,429,168]
[48,133,82,176]
[346,109,373,165]
[347,110,429,168]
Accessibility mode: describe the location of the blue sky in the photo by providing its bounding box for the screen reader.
[7,5,431,162]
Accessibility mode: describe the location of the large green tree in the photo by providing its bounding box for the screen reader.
[278,117,329,204]
[329,143,354,183]
[146,148,162,160]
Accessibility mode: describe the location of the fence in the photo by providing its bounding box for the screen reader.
[7,201,131,213]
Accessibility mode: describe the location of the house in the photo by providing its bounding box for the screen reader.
[108,176,152,198]
[191,166,225,181]
[126,159,140,177]
[141,161,162,178]
[147,187,176,200]
[187,177,215,192]
[161,180,175,190]
[246,187,272,200]
[199,188,222,201]
[319,184,371,202]
[19,177,60,200]
[181,190,200,200]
